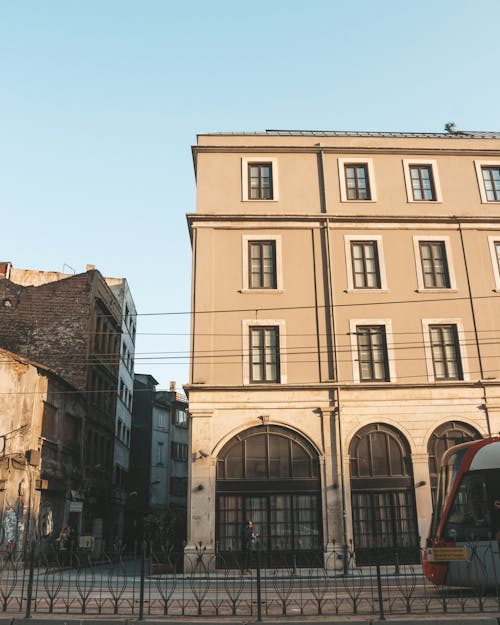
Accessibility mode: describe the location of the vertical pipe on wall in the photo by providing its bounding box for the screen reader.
[189,225,198,385]
[455,217,484,379]
[317,148,348,554]
[455,217,491,436]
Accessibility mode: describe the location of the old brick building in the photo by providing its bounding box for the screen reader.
[0,347,85,555]
[0,263,122,549]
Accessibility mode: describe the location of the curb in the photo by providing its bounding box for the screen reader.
[0,617,498,625]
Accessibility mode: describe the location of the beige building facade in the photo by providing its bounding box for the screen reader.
[186,130,500,568]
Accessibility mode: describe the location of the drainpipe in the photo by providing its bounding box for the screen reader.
[317,149,349,559]
[480,381,493,437]
[190,226,198,384]
[455,217,484,378]
[455,217,491,436]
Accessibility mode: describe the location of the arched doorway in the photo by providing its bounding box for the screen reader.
[427,421,481,505]
[349,423,419,564]
[216,425,322,567]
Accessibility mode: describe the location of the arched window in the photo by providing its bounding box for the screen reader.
[216,425,322,567]
[217,425,319,480]
[427,421,481,505]
[349,423,419,564]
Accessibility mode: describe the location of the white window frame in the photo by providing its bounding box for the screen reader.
[241,157,279,201]
[338,158,377,202]
[488,236,500,291]
[403,159,442,203]
[475,160,500,203]
[242,319,287,385]
[412,235,457,291]
[241,234,283,292]
[175,408,188,427]
[344,234,388,291]
[349,319,396,383]
[421,319,469,382]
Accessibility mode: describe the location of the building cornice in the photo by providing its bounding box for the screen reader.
[184,380,498,393]
[193,145,500,157]
[186,213,500,228]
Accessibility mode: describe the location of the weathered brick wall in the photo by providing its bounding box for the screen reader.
[0,274,92,390]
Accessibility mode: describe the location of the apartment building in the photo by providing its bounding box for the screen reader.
[105,277,136,542]
[0,263,123,551]
[128,376,188,546]
[186,129,500,568]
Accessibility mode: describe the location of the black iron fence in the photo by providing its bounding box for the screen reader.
[0,541,498,620]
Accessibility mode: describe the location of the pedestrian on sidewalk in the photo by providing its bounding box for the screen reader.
[241,519,257,574]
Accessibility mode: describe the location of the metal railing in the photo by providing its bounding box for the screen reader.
[0,541,498,620]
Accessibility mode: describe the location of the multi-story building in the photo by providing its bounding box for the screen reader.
[186,129,500,568]
[0,263,122,551]
[128,376,188,546]
[105,277,136,542]
[0,347,85,555]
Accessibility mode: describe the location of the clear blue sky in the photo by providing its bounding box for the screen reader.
[1,0,499,389]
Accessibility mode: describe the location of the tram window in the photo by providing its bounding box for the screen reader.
[444,473,493,540]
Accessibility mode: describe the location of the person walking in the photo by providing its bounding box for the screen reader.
[241,519,257,574]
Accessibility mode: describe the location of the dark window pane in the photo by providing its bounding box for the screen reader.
[269,436,290,478]
[226,445,244,478]
[291,442,310,477]
[371,432,389,475]
[246,434,267,478]
[388,435,405,475]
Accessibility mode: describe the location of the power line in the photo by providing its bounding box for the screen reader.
[78,291,500,318]
[4,333,500,365]
[0,364,498,397]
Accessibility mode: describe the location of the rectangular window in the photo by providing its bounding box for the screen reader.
[250,326,280,383]
[490,237,500,290]
[409,165,436,201]
[356,325,389,382]
[351,241,381,288]
[429,324,462,380]
[175,408,188,427]
[248,163,273,200]
[156,442,164,465]
[345,164,371,200]
[249,241,276,289]
[419,241,450,288]
[157,409,167,429]
[42,403,57,440]
[481,166,500,201]
[172,442,188,461]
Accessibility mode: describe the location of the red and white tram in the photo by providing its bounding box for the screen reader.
[423,437,500,587]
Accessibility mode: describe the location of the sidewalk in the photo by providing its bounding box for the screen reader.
[0,616,497,625]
